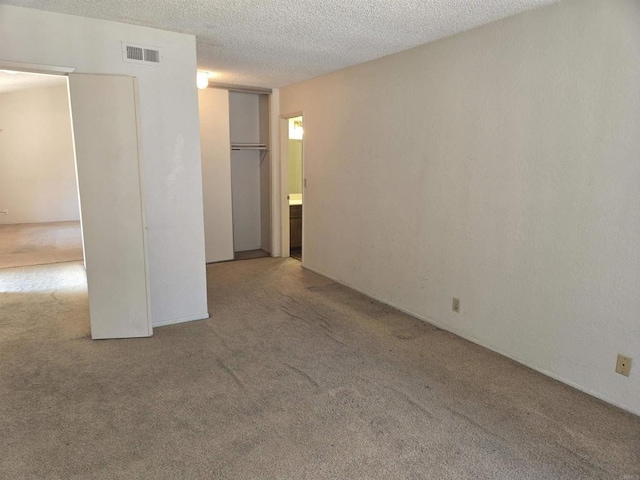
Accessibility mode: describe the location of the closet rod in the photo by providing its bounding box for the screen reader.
[231,142,267,151]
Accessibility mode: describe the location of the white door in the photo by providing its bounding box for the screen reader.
[68,73,151,339]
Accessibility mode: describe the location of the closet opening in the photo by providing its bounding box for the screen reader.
[229,91,272,261]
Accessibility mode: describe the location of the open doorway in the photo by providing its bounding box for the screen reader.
[287,116,303,261]
[1,66,152,340]
[279,114,304,260]
[0,69,88,332]
[229,91,272,261]
[0,70,84,270]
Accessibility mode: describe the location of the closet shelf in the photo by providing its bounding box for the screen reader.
[231,143,267,151]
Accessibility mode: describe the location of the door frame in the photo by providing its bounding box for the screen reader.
[0,60,74,76]
[279,111,304,259]
[0,60,152,339]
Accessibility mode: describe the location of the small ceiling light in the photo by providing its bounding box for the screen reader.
[197,71,213,89]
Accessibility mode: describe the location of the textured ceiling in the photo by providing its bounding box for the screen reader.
[0,70,66,94]
[1,0,557,88]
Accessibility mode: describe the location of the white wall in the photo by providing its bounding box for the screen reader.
[0,84,79,224]
[288,140,303,195]
[259,94,271,253]
[231,151,262,252]
[199,88,234,263]
[229,92,262,252]
[280,0,640,415]
[0,5,208,327]
[269,89,281,257]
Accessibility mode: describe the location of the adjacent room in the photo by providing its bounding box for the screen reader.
[0,70,90,339]
[0,0,638,478]
[0,70,83,270]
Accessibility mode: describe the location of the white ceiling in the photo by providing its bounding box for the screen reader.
[1,0,557,88]
[0,70,67,94]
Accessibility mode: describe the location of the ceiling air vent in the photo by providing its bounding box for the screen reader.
[122,42,161,65]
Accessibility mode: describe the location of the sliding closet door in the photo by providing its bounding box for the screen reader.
[68,73,151,339]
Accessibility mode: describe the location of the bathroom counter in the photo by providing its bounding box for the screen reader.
[288,193,302,206]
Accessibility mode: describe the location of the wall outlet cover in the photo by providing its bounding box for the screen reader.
[452,297,460,313]
[616,355,632,377]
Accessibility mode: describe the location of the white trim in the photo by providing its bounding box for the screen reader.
[153,312,210,328]
[279,111,305,258]
[0,60,75,75]
[302,264,639,416]
[269,89,281,257]
[210,82,272,94]
[279,117,290,257]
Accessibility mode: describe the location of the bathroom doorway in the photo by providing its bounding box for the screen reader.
[287,116,303,261]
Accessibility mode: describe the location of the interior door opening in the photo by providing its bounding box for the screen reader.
[1,64,152,340]
[0,70,83,269]
[287,116,303,261]
[0,69,88,330]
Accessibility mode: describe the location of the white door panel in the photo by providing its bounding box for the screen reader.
[68,73,151,339]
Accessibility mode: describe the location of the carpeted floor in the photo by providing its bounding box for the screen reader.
[0,258,638,479]
[0,221,83,269]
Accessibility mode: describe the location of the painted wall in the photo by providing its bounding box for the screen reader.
[269,89,281,257]
[229,92,262,252]
[0,5,208,327]
[287,117,304,196]
[199,88,234,263]
[0,84,79,224]
[280,0,640,415]
[259,95,271,253]
[288,140,303,195]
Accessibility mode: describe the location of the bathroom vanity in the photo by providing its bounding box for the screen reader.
[289,194,302,250]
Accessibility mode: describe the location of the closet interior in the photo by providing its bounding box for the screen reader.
[229,91,271,260]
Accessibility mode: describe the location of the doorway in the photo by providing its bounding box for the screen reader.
[0,64,152,340]
[0,69,89,321]
[228,90,272,261]
[0,70,83,270]
[287,116,303,261]
[0,69,90,343]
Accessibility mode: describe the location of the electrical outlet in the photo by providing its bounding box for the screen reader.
[452,297,460,313]
[0,209,8,215]
[616,355,632,377]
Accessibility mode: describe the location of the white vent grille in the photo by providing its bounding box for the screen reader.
[126,46,144,62]
[144,49,160,63]
[122,42,161,65]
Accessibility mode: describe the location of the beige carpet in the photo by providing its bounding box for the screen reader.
[0,258,638,479]
[0,221,83,269]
